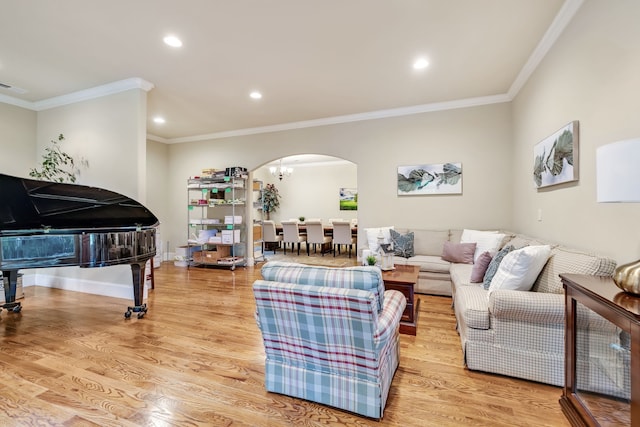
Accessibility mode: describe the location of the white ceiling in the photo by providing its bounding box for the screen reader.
[0,0,577,143]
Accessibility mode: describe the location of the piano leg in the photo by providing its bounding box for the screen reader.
[125,261,148,319]
[1,270,22,314]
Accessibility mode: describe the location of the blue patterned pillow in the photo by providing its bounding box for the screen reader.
[390,229,415,258]
[483,245,514,289]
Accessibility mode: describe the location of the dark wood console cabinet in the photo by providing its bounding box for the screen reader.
[560,273,640,426]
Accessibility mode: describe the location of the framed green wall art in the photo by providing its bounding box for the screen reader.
[339,188,357,210]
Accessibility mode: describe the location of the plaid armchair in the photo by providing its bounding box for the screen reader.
[253,261,406,419]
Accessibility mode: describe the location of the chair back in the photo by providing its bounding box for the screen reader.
[332,220,354,245]
[262,220,278,242]
[305,220,326,244]
[260,261,386,314]
[282,220,302,243]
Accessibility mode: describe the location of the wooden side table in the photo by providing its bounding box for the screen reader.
[382,264,420,335]
[560,273,639,426]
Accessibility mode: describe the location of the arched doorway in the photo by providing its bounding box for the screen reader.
[253,154,357,225]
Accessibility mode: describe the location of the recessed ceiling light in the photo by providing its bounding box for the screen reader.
[250,91,262,100]
[413,57,429,70]
[163,35,182,48]
[153,117,166,124]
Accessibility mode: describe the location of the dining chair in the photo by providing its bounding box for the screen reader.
[281,220,307,255]
[262,220,283,254]
[332,220,356,258]
[304,220,332,256]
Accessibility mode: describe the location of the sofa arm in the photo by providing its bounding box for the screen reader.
[489,290,565,325]
[374,290,407,346]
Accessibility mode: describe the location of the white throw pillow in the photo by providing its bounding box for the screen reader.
[460,229,505,262]
[365,226,394,253]
[487,245,552,296]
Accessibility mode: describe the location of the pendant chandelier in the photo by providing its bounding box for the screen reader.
[269,159,293,181]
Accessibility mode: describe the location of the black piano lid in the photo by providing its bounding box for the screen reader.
[0,174,159,234]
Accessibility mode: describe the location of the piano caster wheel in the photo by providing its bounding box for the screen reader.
[125,304,147,319]
[138,306,148,319]
[1,302,21,314]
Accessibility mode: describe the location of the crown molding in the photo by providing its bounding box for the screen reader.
[508,0,584,98]
[0,93,34,109]
[167,93,512,144]
[146,134,170,143]
[0,78,154,112]
[33,78,155,111]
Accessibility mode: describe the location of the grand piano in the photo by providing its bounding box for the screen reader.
[0,173,158,318]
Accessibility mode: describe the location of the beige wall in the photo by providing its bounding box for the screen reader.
[34,89,151,299]
[166,102,513,257]
[36,90,147,200]
[0,103,36,176]
[511,0,640,264]
[146,139,170,260]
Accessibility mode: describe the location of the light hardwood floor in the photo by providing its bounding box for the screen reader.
[0,262,570,426]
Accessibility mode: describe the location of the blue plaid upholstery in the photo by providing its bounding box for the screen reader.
[254,262,406,419]
[261,261,386,312]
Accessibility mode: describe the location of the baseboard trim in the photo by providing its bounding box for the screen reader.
[31,273,148,301]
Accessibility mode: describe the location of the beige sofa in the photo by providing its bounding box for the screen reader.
[389,228,461,296]
[361,228,618,386]
[360,228,461,295]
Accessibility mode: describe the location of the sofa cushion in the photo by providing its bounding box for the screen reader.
[487,245,552,295]
[410,229,451,256]
[533,247,617,294]
[390,229,414,258]
[449,229,463,244]
[441,241,476,264]
[261,261,385,311]
[455,285,491,330]
[405,255,451,274]
[483,245,514,289]
[450,263,474,288]
[507,234,555,250]
[461,229,506,262]
[470,251,493,283]
[411,230,449,256]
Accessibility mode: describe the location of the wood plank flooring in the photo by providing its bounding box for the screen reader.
[0,262,570,426]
